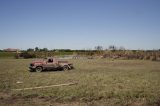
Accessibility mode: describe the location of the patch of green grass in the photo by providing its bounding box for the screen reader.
[0,52,15,58]
[0,59,160,105]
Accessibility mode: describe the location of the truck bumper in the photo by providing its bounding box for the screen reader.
[29,66,36,71]
[68,64,74,69]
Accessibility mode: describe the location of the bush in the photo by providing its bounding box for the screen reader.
[150,56,157,61]
[20,52,36,59]
[14,53,20,59]
[143,55,150,60]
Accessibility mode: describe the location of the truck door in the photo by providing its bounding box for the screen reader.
[45,58,55,70]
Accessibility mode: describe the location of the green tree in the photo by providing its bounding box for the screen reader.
[95,46,103,51]
[42,48,48,52]
[27,48,34,52]
[35,47,39,51]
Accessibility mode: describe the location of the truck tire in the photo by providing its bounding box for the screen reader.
[36,66,43,72]
[63,65,69,71]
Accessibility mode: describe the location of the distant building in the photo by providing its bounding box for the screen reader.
[3,48,20,52]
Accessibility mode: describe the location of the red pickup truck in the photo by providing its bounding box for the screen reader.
[29,57,74,72]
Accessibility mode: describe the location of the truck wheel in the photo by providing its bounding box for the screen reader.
[63,65,69,71]
[36,67,43,72]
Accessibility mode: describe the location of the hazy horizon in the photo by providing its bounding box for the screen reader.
[0,0,160,50]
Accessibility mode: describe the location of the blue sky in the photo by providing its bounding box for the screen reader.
[0,0,160,50]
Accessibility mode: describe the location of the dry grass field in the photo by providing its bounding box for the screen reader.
[0,59,160,106]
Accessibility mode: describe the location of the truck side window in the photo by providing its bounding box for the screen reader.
[48,59,53,63]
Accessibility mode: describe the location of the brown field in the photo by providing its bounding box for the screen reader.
[0,59,160,106]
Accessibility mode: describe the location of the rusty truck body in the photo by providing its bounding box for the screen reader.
[29,57,74,72]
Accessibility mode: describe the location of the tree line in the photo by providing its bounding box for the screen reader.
[1,46,160,61]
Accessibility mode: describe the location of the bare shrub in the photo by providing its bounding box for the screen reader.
[150,56,157,61]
